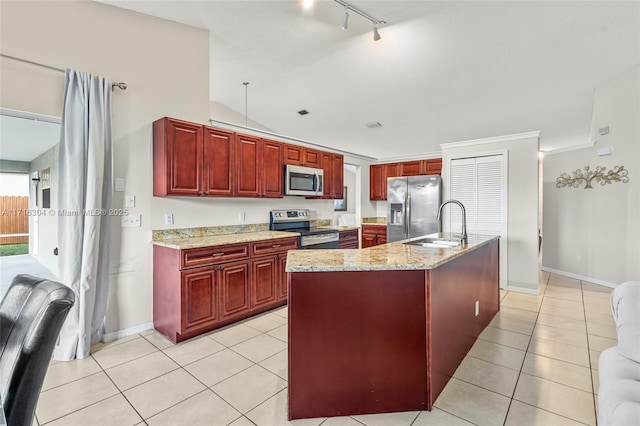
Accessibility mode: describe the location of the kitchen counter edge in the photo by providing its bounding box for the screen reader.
[286,233,499,272]
[153,230,301,250]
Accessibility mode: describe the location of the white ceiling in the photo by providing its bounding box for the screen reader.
[4,1,629,162]
[99,0,639,160]
[0,114,60,162]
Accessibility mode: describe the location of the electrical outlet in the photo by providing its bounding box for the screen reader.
[475,300,479,317]
[239,212,246,223]
[164,213,174,225]
[576,254,581,263]
[121,214,141,228]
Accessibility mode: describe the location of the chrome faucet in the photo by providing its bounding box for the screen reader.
[436,199,468,245]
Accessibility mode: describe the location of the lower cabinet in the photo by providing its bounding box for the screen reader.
[154,236,299,343]
[361,225,387,248]
[338,229,359,249]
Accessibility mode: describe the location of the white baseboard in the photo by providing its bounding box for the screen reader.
[505,285,540,295]
[540,267,617,289]
[103,322,154,343]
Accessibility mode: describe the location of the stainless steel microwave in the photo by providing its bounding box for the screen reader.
[284,164,324,196]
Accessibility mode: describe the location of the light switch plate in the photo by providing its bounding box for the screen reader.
[125,195,135,208]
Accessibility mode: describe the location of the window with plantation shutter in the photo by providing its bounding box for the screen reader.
[447,154,507,288]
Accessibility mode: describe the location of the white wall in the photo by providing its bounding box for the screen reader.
[442,133,540,293]
[542,66,639,285]
[0,172,28,196]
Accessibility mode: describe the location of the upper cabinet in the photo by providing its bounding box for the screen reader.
[203,127,235,197]
[154,117,341,200]
[369,158,442,200]
[284,144,321,168]
[235,134,283,198]
[153,117,204,196]
[316,151,344,199]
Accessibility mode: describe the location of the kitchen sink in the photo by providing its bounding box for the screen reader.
[403,237,461,248]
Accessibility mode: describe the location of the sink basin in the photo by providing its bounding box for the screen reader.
[403,237,461,248]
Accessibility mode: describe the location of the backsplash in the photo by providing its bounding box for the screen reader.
[362,217,387,224]
[153,219,333,241]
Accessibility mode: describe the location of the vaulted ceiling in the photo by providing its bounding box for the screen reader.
[101,1,640,160]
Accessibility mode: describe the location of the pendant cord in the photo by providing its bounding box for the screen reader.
[243,82,249,126]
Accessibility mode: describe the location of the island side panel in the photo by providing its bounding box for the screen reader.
[288,270,428,420]
[426,239,500,407]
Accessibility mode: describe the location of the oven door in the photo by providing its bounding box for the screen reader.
[301,233,339,249]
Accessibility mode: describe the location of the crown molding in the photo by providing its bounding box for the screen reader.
[209,118,377,161]
[440,131,541,150]
[375,151,442,164]
[541,141,595,155]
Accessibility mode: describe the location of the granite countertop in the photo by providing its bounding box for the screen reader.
[361,223,387,227]
[153,231,300,250]
[286,233,499,272]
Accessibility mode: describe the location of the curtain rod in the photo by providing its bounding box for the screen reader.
[1,53,127,92]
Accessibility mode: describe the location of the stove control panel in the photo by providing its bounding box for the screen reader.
[270,209,311,222]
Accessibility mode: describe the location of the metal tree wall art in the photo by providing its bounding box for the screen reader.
[556,165,629,189]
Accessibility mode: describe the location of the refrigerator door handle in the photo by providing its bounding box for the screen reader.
[407,192,412,237]
[403,193,408,237]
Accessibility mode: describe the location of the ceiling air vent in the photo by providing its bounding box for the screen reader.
[298,109,309,115]
[366,121,382,129]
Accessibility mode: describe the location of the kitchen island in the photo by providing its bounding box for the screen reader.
[286,233,500,420]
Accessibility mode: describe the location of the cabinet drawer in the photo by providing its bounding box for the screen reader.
[251,237,299,257]
[339,230,359,243]
[181,243,250,269]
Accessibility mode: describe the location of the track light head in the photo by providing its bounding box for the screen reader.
[341,7,349,30]
[373,25,381,41]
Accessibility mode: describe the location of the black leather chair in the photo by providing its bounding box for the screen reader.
[0,274,75,426]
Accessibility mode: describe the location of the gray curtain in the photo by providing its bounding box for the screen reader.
[53,69,113,361]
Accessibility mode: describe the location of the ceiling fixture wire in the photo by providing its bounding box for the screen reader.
[333,0,386,41]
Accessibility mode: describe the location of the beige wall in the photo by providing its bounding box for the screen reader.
[442,133,540,293]
[542,66,639,285]
[1,0,210,335]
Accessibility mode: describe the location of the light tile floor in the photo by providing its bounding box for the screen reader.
[35,271,615,425]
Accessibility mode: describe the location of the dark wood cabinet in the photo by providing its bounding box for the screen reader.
[370,164,385,201]
[154,117,346,200]
[370,158,442,200]
[338,229,359,249]
[153,117,203,196]
[361,225,387,248]
[261,139,284,198]
[250,237,299,305]
[154,236,298,343]
[181,267,218,332]
[203,127,235,196]
[235,134,284,198]
[316,152,344,199]
[284,144,321,167]
[219,260,251,320]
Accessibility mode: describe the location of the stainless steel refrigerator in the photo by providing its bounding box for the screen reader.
[387,175,442,243]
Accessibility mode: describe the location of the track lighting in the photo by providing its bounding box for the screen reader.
[373,25,381,41]
[332,0,385,41]
[341,7,349,30]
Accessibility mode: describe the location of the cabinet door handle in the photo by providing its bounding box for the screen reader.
[212,252,224,257]
[271,244,281,248]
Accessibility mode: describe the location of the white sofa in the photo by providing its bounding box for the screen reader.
[598,281,640,426]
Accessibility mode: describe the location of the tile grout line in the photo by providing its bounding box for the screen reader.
[500,273,548,426]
